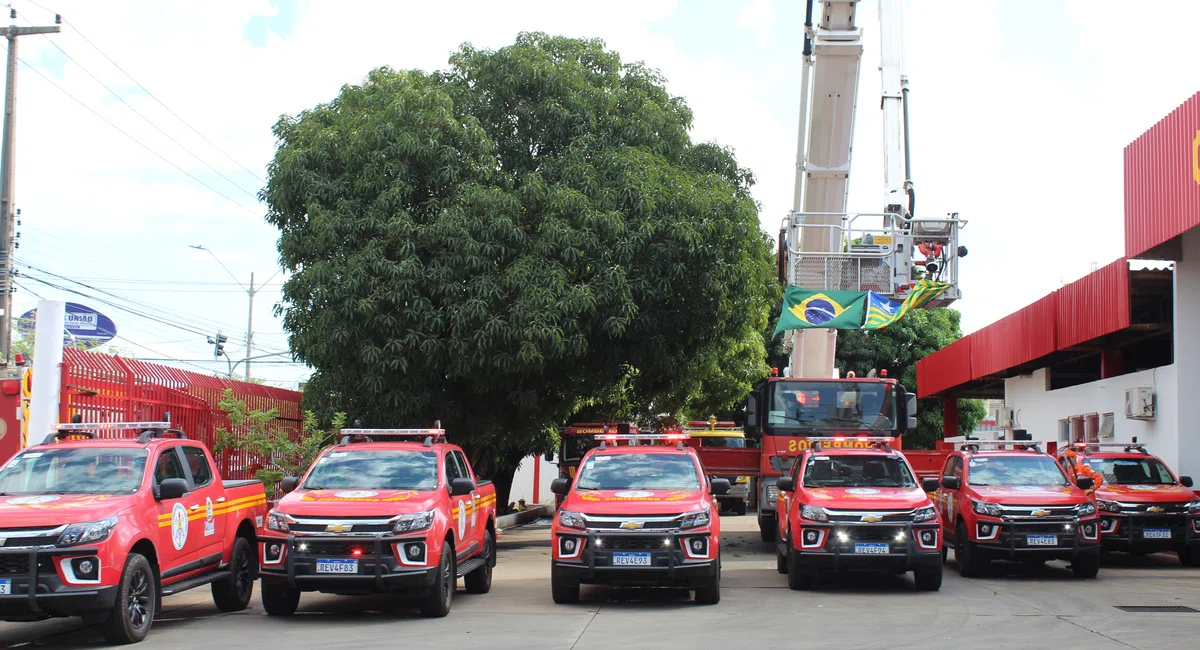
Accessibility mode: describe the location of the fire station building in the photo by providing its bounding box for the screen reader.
[916,91,1200,477]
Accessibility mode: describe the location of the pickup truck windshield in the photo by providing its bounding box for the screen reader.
[0,448,148,494]
[1083,457,1175,485]
[967,456,1069,486]
[766,380,896,431]
[803,455,916,488]
[575,454,701,490]
[696,436,746,448]
[303,450,438,490]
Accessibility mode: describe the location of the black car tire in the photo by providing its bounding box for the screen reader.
[464,530,495,594]
[420,541,456,617]
[260,581,300,616]
[212,536,256,612]
[102,553,156,644]
[1071,549,1101,579]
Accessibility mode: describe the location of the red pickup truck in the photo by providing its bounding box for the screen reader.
[549,432,729,605]
[0,420,267,644]
[773,437,943,591]
[258,428,497,617]
[1055,441,1200,564]
[935,440,1101,578]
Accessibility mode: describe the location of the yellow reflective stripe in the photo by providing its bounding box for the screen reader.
[156,493,266,521]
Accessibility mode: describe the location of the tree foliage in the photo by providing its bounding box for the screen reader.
[834,308,986,448]
[212,389,346,496]
[260,33,777,505]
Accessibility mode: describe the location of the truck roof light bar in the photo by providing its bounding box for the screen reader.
[955,440,1042,453]
[338,428,447,447]
[46,420,189,445]
[594,433,690,450]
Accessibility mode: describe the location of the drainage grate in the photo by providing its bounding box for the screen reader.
[1114,606,1199,613]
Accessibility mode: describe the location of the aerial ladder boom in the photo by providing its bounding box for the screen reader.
[783,0,967,380]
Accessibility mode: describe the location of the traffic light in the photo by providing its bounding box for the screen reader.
[206,331,228,358]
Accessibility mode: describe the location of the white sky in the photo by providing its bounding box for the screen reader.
[7,0,1199,389]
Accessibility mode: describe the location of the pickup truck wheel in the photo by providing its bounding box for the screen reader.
[913,562,943,591]
[694,557,721,605]
[734,500,747,516]
[776,538,788,574]
[1071,549,1100,579]
[956,522,984,578]
[759,513,776,543]
[464,530,494,594]
[260,581,300,616]
[786,547,814,590]
[212,536,255,612]
[102,553,155,644]
[550,566,580,604]
[420,541,455,617]
[1177,546,1200,567]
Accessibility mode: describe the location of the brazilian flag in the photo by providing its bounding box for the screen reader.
[864,279,953,330]
[773,286,868,334]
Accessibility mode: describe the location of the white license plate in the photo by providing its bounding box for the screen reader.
[0,579,9,595]
[612,552,651,566]
[1027,535,1058,546]
[316,559,358,574]
[854,543,890,554]
[1144,529,1171,539]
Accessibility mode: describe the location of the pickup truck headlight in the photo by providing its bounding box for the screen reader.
[57,517,118,547]
[1077,501,1096,517]
[266,510,294,533]
[972,499,1002,517]
[912,506,937,523]
[558,510,586,530]
[1096,499,1121,513]
[1185,500,1200,515]
[392,510,435,534]
[680,509,711,530]
[800,505,829,522]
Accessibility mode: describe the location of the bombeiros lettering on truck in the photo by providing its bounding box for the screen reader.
[0,417,268,645]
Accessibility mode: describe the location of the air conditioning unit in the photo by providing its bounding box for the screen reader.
[995,407,1016,428]
[1125,388,1155,420]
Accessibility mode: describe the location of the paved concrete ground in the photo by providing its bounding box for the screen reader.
[3,514,1199,649]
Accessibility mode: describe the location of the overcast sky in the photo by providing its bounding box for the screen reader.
[8,0,1199,389]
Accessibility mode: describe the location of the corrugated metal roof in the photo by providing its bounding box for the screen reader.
[1055,258,1130,349]
[1124,91,1200,258]
[915,336,971,398]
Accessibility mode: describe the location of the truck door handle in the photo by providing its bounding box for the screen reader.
[189,504,200,511]
[217,497,226,503]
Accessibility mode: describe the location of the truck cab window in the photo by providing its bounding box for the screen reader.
[182,447,213,488]
[155,450,186,486]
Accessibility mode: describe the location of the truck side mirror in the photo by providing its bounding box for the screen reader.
[776,476,795,493]
[543,451,554,463]
[280,476,299,494]
[922,477,941,492]
[550,478,571,496]
[156,478,189,500]
[450,477,476,496]
[1076,477,1094,491]
[746,392,759,427]
[906,393,918,429]
[940,475,961,491]
[1180,476,1194,488]
[711,478,731,495]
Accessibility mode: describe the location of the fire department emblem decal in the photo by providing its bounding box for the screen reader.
[614,491,655,498]
[457,501,467,539]
[334,491,379,499]
[6,495,59,505]
[1012,486,1043,492]
[204,497,215,537]
[171,502,188,550]
[1127,485,1158,491]
[846,488,881,495]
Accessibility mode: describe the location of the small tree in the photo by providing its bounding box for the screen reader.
[212,389,345,495]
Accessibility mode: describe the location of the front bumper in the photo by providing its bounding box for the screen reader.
[258,533,437,595]
[1099,512,1199,552]
[0,546,116,621]
[553,530,717,588]
[969,516,1101,559]
[789,522,941,571]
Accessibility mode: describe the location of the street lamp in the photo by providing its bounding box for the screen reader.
[190,245,282,381]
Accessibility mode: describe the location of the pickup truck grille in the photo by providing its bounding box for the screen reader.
[826,510,913,524]
[583,515,681,531]
[296,541,373,556]
[289,516,397,534]
[845,526,904,542]
[0,556,55,576]
[995,504,1080,518]
[596,536,670,551]
[290,523,394,534]
[1117,503,1191,515]
[0,526,64,548]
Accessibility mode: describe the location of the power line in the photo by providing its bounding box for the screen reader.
[21,0,265,183]
[16,59,259,216]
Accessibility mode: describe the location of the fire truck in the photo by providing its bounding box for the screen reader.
[682,418,753,515]
[710,0,967,542]
[546,423,639,506]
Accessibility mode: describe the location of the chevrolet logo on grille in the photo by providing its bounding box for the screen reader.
[1147,506,1164,513]
[619,521,645,530]
[860,515,883,523]
[326,524,353,533]
[1031,509,1051,517]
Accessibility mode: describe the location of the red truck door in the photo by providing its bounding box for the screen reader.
[152,447,194,572]
[180,445,227,559]
[452,449,481,549]
[443,450,473,553]
[937,455,962,523]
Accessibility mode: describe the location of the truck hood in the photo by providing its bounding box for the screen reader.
[801,486,932,510]
[563,489,710,515]
[1094,483,1198,503]
[0,493,137,526]
[275,488,440,516]
[968,485,1086,505]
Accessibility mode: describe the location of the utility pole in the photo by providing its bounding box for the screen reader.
[189,245,280,382]
[0,10,60,365]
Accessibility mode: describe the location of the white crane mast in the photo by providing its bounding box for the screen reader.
[782,0,966,380]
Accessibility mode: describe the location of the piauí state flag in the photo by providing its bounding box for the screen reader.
[864,279,953,330]
[774,286,868,334]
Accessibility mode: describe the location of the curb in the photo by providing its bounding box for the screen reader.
[496,504,554,531]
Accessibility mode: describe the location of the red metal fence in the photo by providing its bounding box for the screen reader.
[55,348,304,480]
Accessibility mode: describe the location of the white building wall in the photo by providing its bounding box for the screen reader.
[1003,366,1182,472]
[507,454,558,508]
[1172,228,1200,480]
